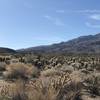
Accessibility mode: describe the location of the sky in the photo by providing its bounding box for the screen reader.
[0,0,100,49]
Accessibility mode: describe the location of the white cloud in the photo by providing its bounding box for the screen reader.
[86,22,100,28]
[56,9,100,14]
[89,14,100,20]
[44,15,64,26]
[74,10,100,13]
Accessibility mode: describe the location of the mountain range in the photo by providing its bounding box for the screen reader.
[1,33,100,54]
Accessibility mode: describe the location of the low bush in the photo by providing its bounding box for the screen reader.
[0,62,6,71]
[3,63,33,81]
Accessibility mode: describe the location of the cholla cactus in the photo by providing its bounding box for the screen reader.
[84,73,100,97]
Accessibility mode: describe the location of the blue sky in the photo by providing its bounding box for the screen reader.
[0,0,100,49]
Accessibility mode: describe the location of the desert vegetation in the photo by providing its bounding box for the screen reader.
[0,53,100,100]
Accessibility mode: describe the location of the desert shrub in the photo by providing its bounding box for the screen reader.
[3,63,34,100]
[70,71,85,83]
[11,79,28,100]
[27,64,40,78]
[0,62,6,72]
[3,63,41,100]
[84,73,100,97]
[28,79,57,100]
[41,68,60,77]
[32,67,40,78]
[81,69,90,74]
[28,73,71,100]
[3,63,34,81]
[57,81,83,100]
[95,63,100,71]
[0,96,11,100]
[60,64,74,73]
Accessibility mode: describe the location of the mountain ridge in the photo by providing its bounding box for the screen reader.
[0,47,16,54]
[1,33,100,54]
[17,33,100,54]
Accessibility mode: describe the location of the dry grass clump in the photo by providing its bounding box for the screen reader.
[3,63,33,81]
[11,79,28,100]
[41,68,60,77]
[2,63,40,100]
[2,63,33,100]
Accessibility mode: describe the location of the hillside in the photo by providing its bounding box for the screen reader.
[0,47,16,54]
[18,33,100,54]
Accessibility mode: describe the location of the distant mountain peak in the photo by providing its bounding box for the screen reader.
[13,33,100,54]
